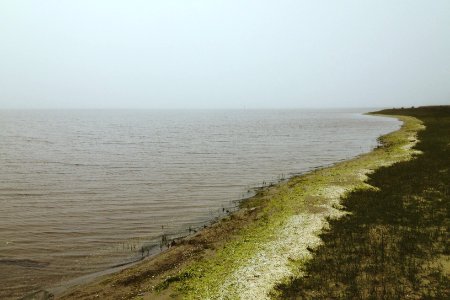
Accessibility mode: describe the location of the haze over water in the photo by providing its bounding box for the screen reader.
[0,109,400,298]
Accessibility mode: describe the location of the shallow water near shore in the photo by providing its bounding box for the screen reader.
[0,109,400,298]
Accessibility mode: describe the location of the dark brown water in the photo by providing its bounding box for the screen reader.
[0,109,400,298]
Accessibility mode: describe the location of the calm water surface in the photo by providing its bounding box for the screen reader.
[0,109,401,298]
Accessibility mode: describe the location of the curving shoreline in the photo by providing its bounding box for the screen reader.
[48,112,424,300]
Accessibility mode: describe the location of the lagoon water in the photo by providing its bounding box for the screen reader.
[0,109,401,298]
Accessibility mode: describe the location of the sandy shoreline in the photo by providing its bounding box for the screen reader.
[29,113,423,300]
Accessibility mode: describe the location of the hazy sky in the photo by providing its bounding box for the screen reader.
[1,1,449,109]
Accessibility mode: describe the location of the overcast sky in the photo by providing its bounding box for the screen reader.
[0,1,449,109]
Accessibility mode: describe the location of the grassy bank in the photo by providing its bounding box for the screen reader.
[58,108,430,300]
[275,106,450,299]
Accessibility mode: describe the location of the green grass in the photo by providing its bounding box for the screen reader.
[274,106,450,299]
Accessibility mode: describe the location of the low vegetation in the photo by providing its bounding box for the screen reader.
[274,106,450,299]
